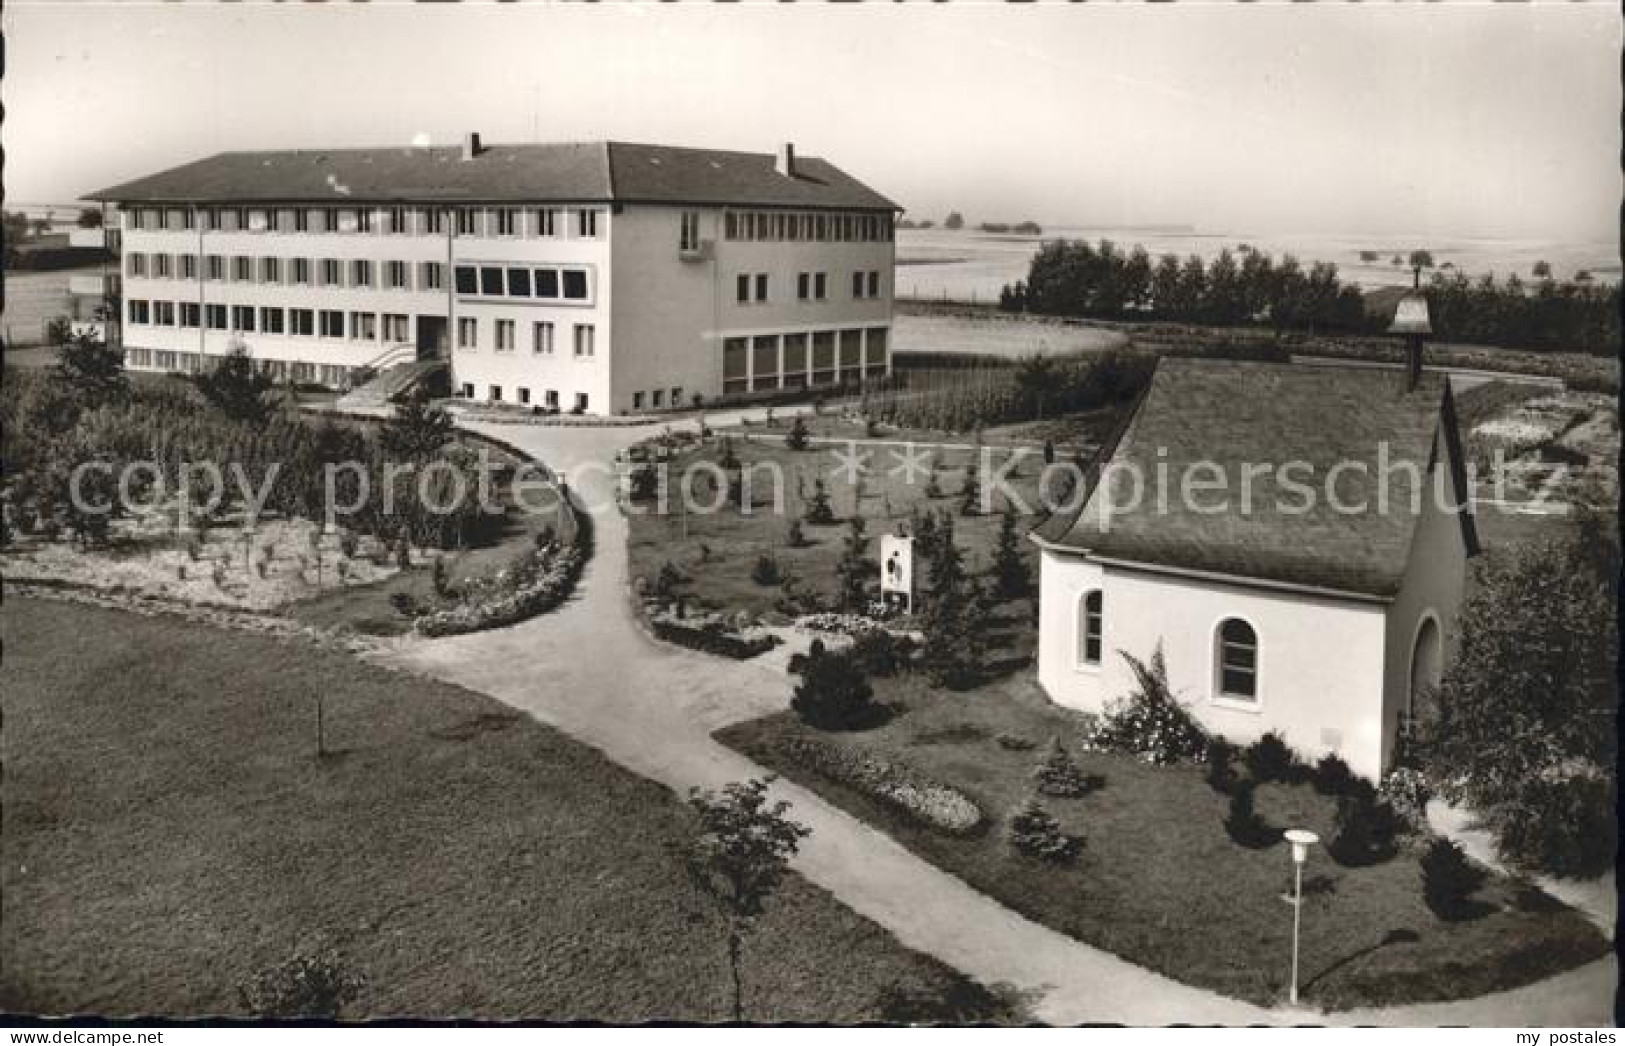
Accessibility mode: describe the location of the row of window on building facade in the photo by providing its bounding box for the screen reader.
[1077,591,1259,700]
[125,298,596,357]
[124,251,597,302]
[720,328,889,396]
[121,347,358,389]
[734,269,884,304]
[121,203,895,245]
[124,205,603,239]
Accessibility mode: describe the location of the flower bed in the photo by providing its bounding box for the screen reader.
[648,610,781,659]
[413,501,591,638]
[776,736,984,836]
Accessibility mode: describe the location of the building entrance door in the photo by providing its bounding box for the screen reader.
[416,316,448,360]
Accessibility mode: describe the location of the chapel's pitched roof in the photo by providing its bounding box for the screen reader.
[1032,357,1479,599]
[85,141,899,211]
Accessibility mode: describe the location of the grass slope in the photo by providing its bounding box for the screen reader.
[1,597,994,1021]
[717,675,1608,1011]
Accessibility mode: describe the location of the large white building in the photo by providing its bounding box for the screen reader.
[1031,358,1480,781]
[89,137,898,414]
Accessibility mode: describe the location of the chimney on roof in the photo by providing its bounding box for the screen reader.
[462,132,483,161]
[775,142,796,179]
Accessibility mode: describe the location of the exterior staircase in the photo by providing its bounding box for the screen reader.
[335,357,448,412]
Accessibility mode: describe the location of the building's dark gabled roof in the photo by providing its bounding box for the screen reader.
[1033,357,1479,599]
[86,141,898,211]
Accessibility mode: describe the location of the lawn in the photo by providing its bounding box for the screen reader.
[1,597,1006,1021]
[716,674,1609,1011]
[626,432,1050,633]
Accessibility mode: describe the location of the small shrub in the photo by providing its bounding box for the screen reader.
[237,946,363,1018]
[1244,732,1299,784]
[874,973,1014,1025]
[1313,753,1356,796]
[785,519,807,548]
[1421,838,1489,920]
[389,591,420,618]
[1033,737,1093,798]
[394,539,411,569]
[1080,646,1207,765]
[996,733,1037,752]
[1007,797,1082,864]
[1204,738,1239,793]
[846,629,917,678]
[654,560,684,598]
[751,553,783,587]
[1378,766,1433,834]
[1326,794,1401,868]
[1223,782,1277,849]
[432,556,453,598]
[338,530,359,559]
[786,416,811,451]
[790,639,877,731]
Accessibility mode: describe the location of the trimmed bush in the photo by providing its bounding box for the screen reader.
[790,639,878,730]
[1007,797,1082,864]
[1378,766,1433,834]
[1421,838,1489,920]
[1204,738,1239,794]
[652,616,780,660]
[1243,732,1299,784]
[1223,782,1277,850]
[778,736,983,836]
[1313,753,1356,797]
[751,553,783,586]
[1326,794,1402,868]
[847,629,918,678]
[1033,737,1093,798]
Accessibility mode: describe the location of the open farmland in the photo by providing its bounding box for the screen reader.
[894,311,1127,362]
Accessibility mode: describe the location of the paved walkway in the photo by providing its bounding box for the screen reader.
[373,411,1616,1026]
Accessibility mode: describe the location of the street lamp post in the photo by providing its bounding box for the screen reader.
[1283,828,1319,1007]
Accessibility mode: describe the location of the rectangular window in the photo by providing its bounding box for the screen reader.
[203,208,222,232]
[811,331,837,383]
[231,305,256,332]
[506,268,532,297]
[153,254,172,279]
[535,268,560,298]
[294,209,310,233]
[532,321,554,355]
[782,333,808,388]
[454,265,478,295]
[839,329,863,377]
[752,335,780,391]
[868,271,881,298]
[575,209,599,238]
[530,208,557,237]
[420,262,444,290]
[479,266,504,296]
[351,259,373,288]
[179,254,197,280]
[797,272,810,301]
[866,327,889,376]
[383,314,409,342]
[320,310,345,338]
[724,212,738,241]
[355,208,374,234]
[128,299,150,324]
[320,258,342,287]
[260,257,281,284]
[458,317,478,349]
[387,260,410,290]
[322,208,340,233]
[736,274,750,304]
[489,385,503,402]
[205,255,224,281]
[814,272,827,300]
[680,211,700,252]
[495,319,515,353]
[456,208,479,236]
[853,271,866,299]
[723,337,748,395]
[387,207,409,235]
[205,304,227,330]
[233,256,253,282]
[290,258,310,285]
[652,389,663,408]
[573,324,595,357]
[351,312,377,341]
[291,309,315,337]
[755,273,768,303]
[258,307,284,334]
[127,253,146,278]
[154,301,176,326]
[421,208,444,235]
[494,208,519,237]
[633,391,645,410]
[518,387,531,406]
[561,269,588,300]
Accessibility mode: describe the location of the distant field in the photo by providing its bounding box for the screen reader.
[3,266,105,347]
[893,312,1127,362]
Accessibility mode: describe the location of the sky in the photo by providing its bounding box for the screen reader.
[5,2,1619,242]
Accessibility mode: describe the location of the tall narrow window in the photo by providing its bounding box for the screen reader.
[1078,591,1103,666]
[754,274,768,302]
[680,211,700,252]
[457,317,477,350]
[1216,619,1258,700]
[575,208,598,238]
[532,321,554,355]
[495,319,515,353]
[573,324,595,357]
[736,274,751,304]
